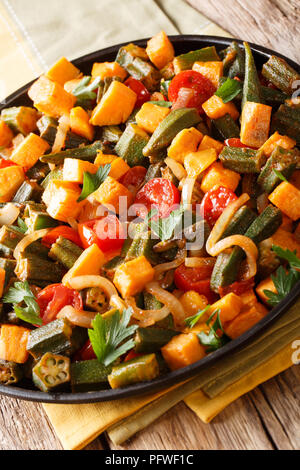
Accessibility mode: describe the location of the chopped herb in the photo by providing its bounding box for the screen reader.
[264,265,300,307]
[185,305,211,329]
[77,163,111,202]
[88,308,138,367]
[215,77,243,103]
[273,169,288,183]
[272,245,300,270]
[146,205,185,241]
[16,217,28,233]
[197,309,229,352]
[3,281,42,326]
[72,76,101,107]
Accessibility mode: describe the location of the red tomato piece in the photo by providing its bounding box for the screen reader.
[200,186,238,227]
[124,77,151,108]
[124,350,143,362]
[42,226,83,248]
[119,166,147,192]
[218,278,255,297]
[133,178,181,218]
[0,159,18,169]
[168,70,215,114]
[174,264,216,303]
[78,214,125,254]
[224,138,257,150]
[37,284,83,325]
[73,340,96,361]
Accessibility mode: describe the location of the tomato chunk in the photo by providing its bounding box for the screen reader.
[200,186,237,227]
[73,340,96,361]
[134,178,181,218]
[168,70,215,114]
[0,159,18,169]
[42,226,83,248]
[224,138,257,150]
[37,284,83,325]
[218,278,255,297]
[124,77,151,108]
[119,166,147,193]
[78,214,125,254]
[174,264,216,303]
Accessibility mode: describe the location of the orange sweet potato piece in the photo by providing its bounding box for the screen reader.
[224,302,268,339]
[146,31,175,70]
[260,131,296,157]
[193,61,223,88]
[10,133,50,168]
[198,135,224,154]
[70,106,95,141]
[91,62,127,81]
[167,127,203,163]
[136,102,170,134]
[161,333,206,370]
[202,95,239,120]
[200,161,240,193]
[0,325,30,363]
[0,120,13,148]
[240,101,272,148]
[269,182,300,221]
[46,57,81,85]
[256,277,276,304]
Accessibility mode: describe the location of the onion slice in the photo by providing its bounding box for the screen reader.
[57,305,97,329]
[52,114,70,154]
[208,234,258,279]
[154,252,185,280]
[13,228,51,260]
[185,257,216,268]
[68,275,118,299]
[0,203,20,226]
[125,297,170,328]
[165,157,187,181]
[206,193,250,256]
[145,281,185,326]
[181,177,196,205]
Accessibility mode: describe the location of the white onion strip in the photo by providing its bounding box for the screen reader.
[181,177,196,205]
[154,253,185,280]
[0,203,20,226]
[13,228,51,260]
[52,114,70,154]
[57,305,97,329]
[145,281,185,326]
[125,297,170,328]
[206,193,250,256]
[165,157,187,181]
[185,257,216,268]
[68,275,118,299]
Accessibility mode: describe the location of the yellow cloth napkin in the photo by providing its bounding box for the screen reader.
[1,0,297,452]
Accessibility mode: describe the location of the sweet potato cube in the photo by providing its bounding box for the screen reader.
[260,131,296,157]
[63,158,98,183]
[136,102,170,134]
[146,31,175,70]
[167,127,203,163]
[42,180,82,222]
[63,244,106,287]
[271,228,300,257]
[108,158,130,180]
[240,101,272,148]
[224,302,268,339]
[201,161,240,193]
[0,120,13,148]
[92,61,127,81]
[28,75,76,118]
[269,182,300,221]
[161,333,206,370]
[113,255,155,298]
[0,267,6,298]
[198,135,224,154]
[0,325,30,364]
[256,277,276,304]
[94,152,117,166]
[179,290,209,318]
[64,78,82,94]
[10,133,49,168]
[209,293,243,324]
[46,57,81,85]
[202,95,239,120]
[70,107,95,141]
[90,81,137,126]
[92,176,133,213]
[184,149,217,178]
[0,165,25,202]
[193,61,223,88]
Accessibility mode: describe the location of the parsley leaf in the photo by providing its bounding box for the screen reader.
[72,76,101,107]
[3,281,42,326]
[16,217,28,234]
[88,308,138,366]
[77,164,111,202]
[197,309,229,352]
[215,77,243,103]
[185,305,211,329]
[146,205,185,241]
[273,169,288,183]
[272,245,300,270]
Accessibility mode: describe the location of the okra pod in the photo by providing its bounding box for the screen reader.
[219,147,266,173]
[27,319,73,359]
[0,359,23,385]
[262,55,300,95]
[15,254,64,285]
[0,225,49,258]
[37,115,58,146]
[40,141,105,164]
[108,354,160,389]
[242,42,262,109]
[0,258,16,289]
[271,104,300,145]
[102,125,123,144]
[212,114,240,139]
[71,359,112,392]
[40,167,63,189]
[173,46,220,73]
[82,286,108,312]
[13,180,43,204]
[257,146,298,193]
[134,328,179,354]
[32,352,70,392]
[49,236,83,269]
[261,86,289,106]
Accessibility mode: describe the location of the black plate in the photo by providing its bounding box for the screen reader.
[0,35,299,404]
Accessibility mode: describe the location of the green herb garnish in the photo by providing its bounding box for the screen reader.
[72,76,101,107]
[3,281,42,326]
[88,308,138,367]
[197,309,229,352]
[13,217,28,234]
[215,77,243,103]
[77,164,111,202]
[273,169,288,183]
[145,205,185,241]
[185,305,211,329]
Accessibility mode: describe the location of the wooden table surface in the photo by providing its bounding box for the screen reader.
[1,0,300,451]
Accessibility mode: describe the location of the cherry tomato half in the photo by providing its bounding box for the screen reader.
[218,278,255,297]
[119,166,147,193]
[37,284,83,325]
[134,178,181,218]
[200,186,238,227]
[42,226,83,248]
[174,264,216,303]
[124,350,143,362]
[168,70,215,114]
[124,77,151,108]
[73,340,96,361]
[78,214,125,254]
